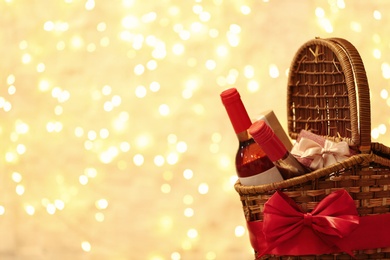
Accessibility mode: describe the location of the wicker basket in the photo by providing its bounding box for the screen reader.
[234,37,390,259]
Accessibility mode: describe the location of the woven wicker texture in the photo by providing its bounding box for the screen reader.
[287,37,371,152]
[234,38,390,260]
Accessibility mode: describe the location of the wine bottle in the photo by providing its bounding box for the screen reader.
[249,120,309,179]
[220,88,284,186]
[252,110,293,151]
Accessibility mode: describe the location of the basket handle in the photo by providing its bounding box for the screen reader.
[328,38,371,153]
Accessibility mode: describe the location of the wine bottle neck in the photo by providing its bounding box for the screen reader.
[236,130,251,142]
[220,88,252,134]
[249,120,287,162]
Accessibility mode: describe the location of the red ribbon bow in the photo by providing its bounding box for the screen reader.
[261,189,359,257]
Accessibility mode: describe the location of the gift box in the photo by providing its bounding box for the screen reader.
[234,37,390,259]
[290,129,356,170]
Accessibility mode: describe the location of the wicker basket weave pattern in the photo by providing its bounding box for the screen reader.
[234,38,390,260]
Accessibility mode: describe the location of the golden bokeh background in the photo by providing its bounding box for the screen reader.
[1,0,390,259]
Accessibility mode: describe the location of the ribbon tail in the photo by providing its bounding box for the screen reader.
[257,248,270,258]
[345,249,356,259]
[314,231,356,259]
[323,154,337,168]
[310,156,324,169]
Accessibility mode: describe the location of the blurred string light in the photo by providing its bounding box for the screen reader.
[1,0,390,259]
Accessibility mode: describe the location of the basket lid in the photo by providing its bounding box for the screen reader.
[287,37,371,153]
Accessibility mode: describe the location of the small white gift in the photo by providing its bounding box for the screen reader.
[291,130,356,170]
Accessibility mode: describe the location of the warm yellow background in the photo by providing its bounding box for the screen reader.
[1,0,389,259]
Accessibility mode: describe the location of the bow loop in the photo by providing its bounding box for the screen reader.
[261,190,359,257]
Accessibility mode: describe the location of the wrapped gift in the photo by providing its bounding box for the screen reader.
[290,130,356,170]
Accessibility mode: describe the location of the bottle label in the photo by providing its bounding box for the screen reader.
[239,166,283,186]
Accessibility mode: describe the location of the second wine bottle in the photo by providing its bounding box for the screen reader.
[249,120,309,179]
